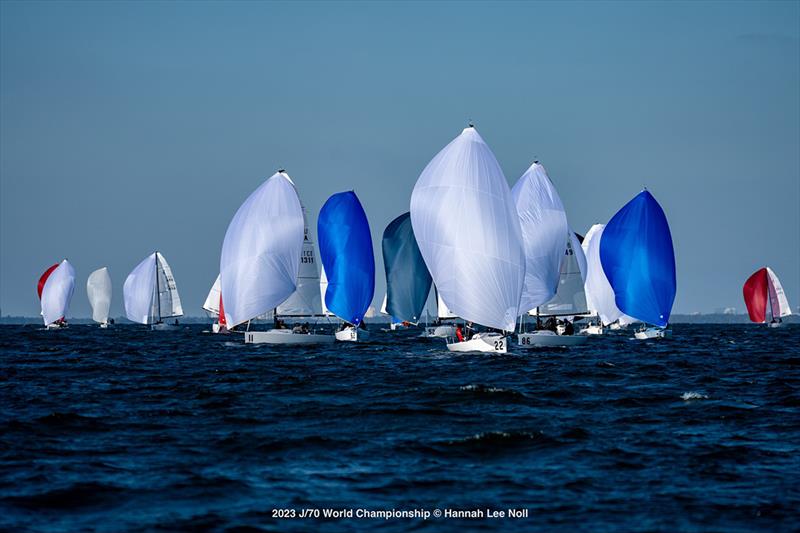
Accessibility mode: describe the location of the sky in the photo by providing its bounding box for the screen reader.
[1,1,798,318]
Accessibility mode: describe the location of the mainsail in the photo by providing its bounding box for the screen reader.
[317,191,375,326]
[87,267,112,324]
[410,126,525,331]
[153,253,183,320]
[381,212,432,323]
[600,190,676,327]
[539,232,588,315]
[512,162,569,312]
[277,202,323,317]
[202,275,222,317]
[220,171,305,327]
[40,260,76,325]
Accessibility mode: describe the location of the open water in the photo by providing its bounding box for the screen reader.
[1,323,798,532]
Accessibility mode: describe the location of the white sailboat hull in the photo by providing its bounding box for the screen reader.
[335,326,371,343]
[245,329,334,344]
[99,322,109,329]
[518,330,588,347]
[634,327,670,340]
[447,333,507,353]
[768,321,783,328]
[609,322,623,330]
[421,325,457,338]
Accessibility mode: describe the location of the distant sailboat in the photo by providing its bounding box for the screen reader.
[202,275,228,333]
[318,191,376,342]
[743,267,792,327]
[222,171,332,344]
[87,267,112,328]
[123,252,183,330]
[381,212,433,331]
[600,190,676,340]
[38,260,75,329]
[410,125,525,353]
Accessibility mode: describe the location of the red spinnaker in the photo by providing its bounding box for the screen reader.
[218,294,227,327]
[37,263,60,299]
[743,268,768,323]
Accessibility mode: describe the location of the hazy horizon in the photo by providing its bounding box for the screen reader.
[2,1,798,318]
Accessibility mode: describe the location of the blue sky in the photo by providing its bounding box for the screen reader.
[1,1,798,317]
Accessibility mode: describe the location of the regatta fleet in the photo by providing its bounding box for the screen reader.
[34,125,792,347]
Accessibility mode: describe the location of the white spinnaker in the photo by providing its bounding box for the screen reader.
[220,171,305,327]
[436,291,457,319]
[410,127,525,331]
[581,224,637,326]
[41,260,75,325]
[538,232,588,315]
[154,252,183,319]
[766,267,792,317]
[87,267,112,324]
[276,204,322,316]
[380,294,388,315]
[124,253,157,324]
[319,265,333,316]
[202,275,222,316]
[512,162,569,312]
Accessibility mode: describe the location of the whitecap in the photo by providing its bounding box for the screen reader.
[681,391,708,401]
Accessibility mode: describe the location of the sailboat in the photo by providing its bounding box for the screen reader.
[222,170,332,344]
[600,190,676,340]
[123,251,184,330]
[410,125,525,353]
[87,267,112,328]
[743,267,792,327]
[381,212,433,332]
[202,275,228,333]
[511,162,587,347]
[38,259,75,329]
[318,191,375,342]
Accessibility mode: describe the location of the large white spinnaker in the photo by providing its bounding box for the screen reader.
[87,267,112,325]
[766,267,792,318]
[41,260,76,326]
[582,224,639,326]
[410,126,525,332]
[220,171,305,327]
[512,162,569,312]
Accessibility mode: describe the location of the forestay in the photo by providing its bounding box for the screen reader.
[382,212,432,323]
[220,172,305,327]
[410,126,525,331]
[600,190,676,327]
[40,260,76,325]
[87,267,112,324]
[317,191,375,326]
[512,162,569,312]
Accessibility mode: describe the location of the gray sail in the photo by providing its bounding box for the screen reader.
[382,212,433,323]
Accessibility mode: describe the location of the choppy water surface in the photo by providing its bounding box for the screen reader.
[1,324,798,532]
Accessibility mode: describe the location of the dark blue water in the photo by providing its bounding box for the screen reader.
[1,324,798,532]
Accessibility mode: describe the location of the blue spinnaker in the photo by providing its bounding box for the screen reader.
[382,212,433,323]
[318,191,375,325]
[599,190,676,327]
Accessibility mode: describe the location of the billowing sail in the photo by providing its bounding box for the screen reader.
[600,190,676,327]
[381,212,432,323]
[38,263,59,299]
[582,224,622,324]
[319,265,332,316]
[766,268,792,318]
[512,162,568,312]
[744,267,792,323]
[87,267,112,324]
[40,260,75,325]
[202,275,222,316]
[277,203,323,317]
[410,126,525,331]
[539,232,588,315]
[317,191,375,325]
[154,253,183,319]
[220,171,305,327]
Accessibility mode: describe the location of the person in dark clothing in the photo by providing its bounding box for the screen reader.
[465,321,476,340]
[563,320,574,335]
[544,317,557,332]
